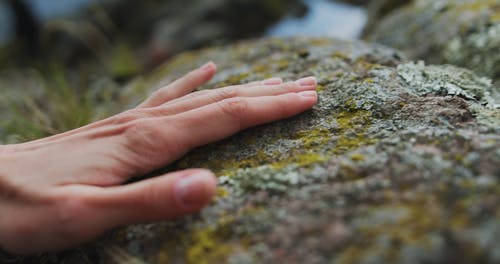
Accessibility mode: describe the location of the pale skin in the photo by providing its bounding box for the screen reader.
[0,62,317,254]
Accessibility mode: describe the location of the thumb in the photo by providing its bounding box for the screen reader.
[87,169,217,227]
[39,169,216,252]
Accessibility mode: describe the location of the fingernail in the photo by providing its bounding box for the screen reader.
[297,91,317,98]
[175,170,215,206]
[262,77,282,85]
[199,61,214,72]
[296,76,317,87]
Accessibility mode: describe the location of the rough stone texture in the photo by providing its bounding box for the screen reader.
[4,37,500,263]
[364,0,500,87]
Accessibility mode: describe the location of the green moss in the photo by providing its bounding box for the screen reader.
[333,109,377,155]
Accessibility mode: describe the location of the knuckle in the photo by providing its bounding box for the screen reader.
[219,97,249,119]
[112,109,147,125]
[282,81,299,90]
[190,89,211,98]
[55,195,85,224]
[140,184,165,212]
[52,193,101,242]
[122,120,180,167]
[123,120,162,150]
[210,88,238,103]
[175,89,209,102]
[276,94,293,115]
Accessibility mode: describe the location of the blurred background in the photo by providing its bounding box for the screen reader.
[0,0,371,143]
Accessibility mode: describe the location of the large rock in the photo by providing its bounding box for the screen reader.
[364,0,500,87]
[4,37,500,263]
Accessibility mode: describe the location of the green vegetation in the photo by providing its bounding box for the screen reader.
[0,65,96,142]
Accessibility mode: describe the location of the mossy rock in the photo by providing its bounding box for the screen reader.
[364,0,500,88]
[7,37,500,263]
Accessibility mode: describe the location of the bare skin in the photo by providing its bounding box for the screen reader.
[0,62,317,254]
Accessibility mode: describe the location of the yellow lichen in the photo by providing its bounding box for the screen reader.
[310,38,331,46]
[491,10,500,22]
[253,64,269,73]
[271,58,290,70]
[221,73,251,86]
[316,84,326,92]
[215,186,230,199]
[176,106,377,176]
[333,109,376,154]
[185,215,237,264]
[350,153,366,162]
[363,78,375,83]
[271,152,328,170]
[296,128,331,149]
[331,51,350,61]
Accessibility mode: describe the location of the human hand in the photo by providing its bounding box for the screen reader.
[0,62,317,254]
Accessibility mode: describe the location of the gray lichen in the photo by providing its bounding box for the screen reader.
[397,61,496,107]
[365,0,500,86]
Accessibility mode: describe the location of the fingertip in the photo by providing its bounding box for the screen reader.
[199,61,217,74]
[297,90,318,105]
[297,90,317,99]
[295,76,317,88]
[174,169,217,209]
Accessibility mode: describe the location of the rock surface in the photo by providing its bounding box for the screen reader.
[4,37,500,263]
[364,0,500,87]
